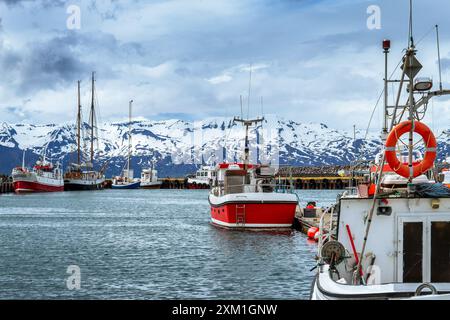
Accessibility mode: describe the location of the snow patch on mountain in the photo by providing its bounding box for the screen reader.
[0,115,449,177]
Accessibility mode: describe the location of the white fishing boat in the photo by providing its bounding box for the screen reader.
[186,166,215,189]
[140,161,162,189]
[112,100,141,189]
[311,2,450,300]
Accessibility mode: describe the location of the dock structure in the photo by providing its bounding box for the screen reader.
[277,176,364,190]
[104,178,187,189]
[277,165,366,190]
[0,177,13,194]
[106,166,367,190]
[160,178,187,189]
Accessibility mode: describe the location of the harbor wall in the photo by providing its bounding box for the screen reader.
[0,179,13,194]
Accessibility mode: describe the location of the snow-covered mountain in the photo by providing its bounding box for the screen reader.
[1,115,449,177]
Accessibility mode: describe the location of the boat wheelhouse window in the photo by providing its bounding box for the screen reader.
[431,222,450,282]
[403,222,423,283]
[224,170,246,194]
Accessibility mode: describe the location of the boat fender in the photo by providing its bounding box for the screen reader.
[307,227,319,240]
[314,231,320,242]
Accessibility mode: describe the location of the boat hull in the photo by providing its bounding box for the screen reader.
[311,265,450,300]
[111,181,141,189]
[13,180,64,193]
[140,183,162,190]
[187,182,210,190]
[209,193,298,229]
[64,179,105,191]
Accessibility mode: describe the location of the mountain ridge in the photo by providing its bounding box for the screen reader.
[1,115,449,177]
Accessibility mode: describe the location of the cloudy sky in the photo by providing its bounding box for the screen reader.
[0,0,450,132]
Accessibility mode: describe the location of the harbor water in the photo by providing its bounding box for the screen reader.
[0,189,343,299]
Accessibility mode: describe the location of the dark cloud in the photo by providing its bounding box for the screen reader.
[0,0,449,129]
[18,34,90,93]
[0,30,146,94]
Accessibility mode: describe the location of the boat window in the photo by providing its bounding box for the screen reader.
[431,222,450,282]
[403,222,423,283]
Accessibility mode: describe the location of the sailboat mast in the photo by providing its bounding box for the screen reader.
[128,100,133,180]
[90,72,95,164]
[77,80,81,165]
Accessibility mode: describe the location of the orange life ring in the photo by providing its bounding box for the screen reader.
[385,121,437,179]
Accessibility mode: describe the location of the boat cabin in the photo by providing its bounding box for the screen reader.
[331,194,450,292]
[213,163,277,196]
[141,168,158,183]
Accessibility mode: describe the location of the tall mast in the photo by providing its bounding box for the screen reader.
[436,25,443,92]
[90,72,95,164]
[407,48,415,183]
[128,100,133,180]
[406,0,416,184]
[382,39,390,141]
[233,117,264,171]
[77,80,81,165]
[22,149,26,170]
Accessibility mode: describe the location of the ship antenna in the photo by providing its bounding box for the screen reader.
[240,95,243,119]
[247,64,252,119]
[260,96,264,117]
[408,0,414,47]
[436,25,443,92]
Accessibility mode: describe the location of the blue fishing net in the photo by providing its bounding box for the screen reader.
[414,183,450,198]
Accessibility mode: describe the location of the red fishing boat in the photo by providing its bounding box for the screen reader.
[208,117,298,229]
[12,157,64,193]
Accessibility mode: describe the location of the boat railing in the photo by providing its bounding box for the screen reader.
[344,186,358,196]
[317,205,336,257]
[214,182,281,196]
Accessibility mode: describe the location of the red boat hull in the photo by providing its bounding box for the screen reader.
[13,181,64,193]
[187,183,210,190]
[210,202,297,229]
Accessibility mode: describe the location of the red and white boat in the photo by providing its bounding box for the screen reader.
[186,166,215,189]
[12,159,64,193]
[209,163,298,229]
[208,117,298,229]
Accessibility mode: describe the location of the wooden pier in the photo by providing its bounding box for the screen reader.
[277,176,364,190]
[160,178,187,189]
[277,165,366,190]
[0,179,13,194]
[104,178,188,189]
